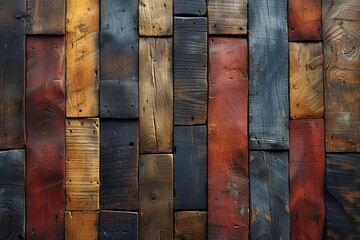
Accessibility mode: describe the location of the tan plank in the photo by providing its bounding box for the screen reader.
[65,211,99,240]
[175,212,207,240]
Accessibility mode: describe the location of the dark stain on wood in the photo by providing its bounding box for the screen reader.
[100,211,138,240]
[175,211,207,240]
[174,0,206,16]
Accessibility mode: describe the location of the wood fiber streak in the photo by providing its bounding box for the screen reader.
[174,212,207,240]
[100,211,138,240]
[139,38,173,153]
[174,17,207,125]
[0,150,25,240]
[290,43,323,119]
[66,118,99,211]
[174,0,206,16]
[249,0,289,150]
[290,120,325,240]
[26,36,65,240]
[208,37,248,240]
[65,211,99,240]
[323,0,360,152]
[66,0,99,117]
[100,0,138,118]
[250,151,290,240]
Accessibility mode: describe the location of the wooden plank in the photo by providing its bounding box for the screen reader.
[0,150,25,240]
[249,0,289,150]
[250,151,290,240]
[174,17,207,125]
[100,0,138,118]
[139,38,173,153]
[290,43,323,119]
[139,154,173,240]
[174,0,206,16]
[100,211,138,240]
[100,119,138,210]
[208,37,248,240]
[174,211,207,240]
[326,154,360,239]
[65,211,99,240]
[174,126,207,210]
[323,0,360,152]
[208,0,247,35]
[290,119,325,240]
[139,0,173,36]
[26,36,65,239]
[66,0,99,117]
[0,0,26,34]
[66,118,99,211]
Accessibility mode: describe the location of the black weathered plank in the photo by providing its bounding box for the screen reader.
[174,0,206,16]
[248,0,289,150]
[0,150,25,240]
[100,211,138,240]
[174,126,207,210]
[174,17,207,125]
[0,0,25,34]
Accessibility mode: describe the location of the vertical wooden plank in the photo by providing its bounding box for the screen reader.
[65,211,99,240]
[139,154,173,240]
[290,120,325,239]
[100,0,138,118]
[100,211,138,240]
[208,37,248,240]
[139,38,173,153]
[323,0,360,152]
[174,211,207,240]
[174,17,207,125]
[0,150,25,240]
[66,0,99,117]
[174,126,207,210]
[248,0,289,150]
[26,36,65,239]
[100,119,138,210]
[174,0,206,16]
[250,151,290,240]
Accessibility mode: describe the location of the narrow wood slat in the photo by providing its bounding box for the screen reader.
[100,211,138,240]
[174,0,206,16]
[65,211,99,240]
[174,211,207,240]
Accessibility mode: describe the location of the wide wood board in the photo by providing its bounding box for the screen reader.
[65,211,99,240]
[100,211,138,240]
[174,0,206,16]
[174,211,207,240]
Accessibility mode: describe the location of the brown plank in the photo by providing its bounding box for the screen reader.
[66,0,99,117]
[100,211,138,240]
[65,211,99,240]
[208,37,248,240]
[175,212,207,240]
[290,43,323,119]
[139,38,173,153]
[26,36,65,239]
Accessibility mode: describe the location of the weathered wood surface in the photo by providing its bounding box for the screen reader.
[101,119,138,210]
[326,154,360,239]
[100,0,138,118]
[66,118,99,211]
[290,119,325,240]
[100,211,138,240]
[0,0,26,34]
[0,150,25,240]
[174,0,206,16]
[290,43,323,119]
[139,38,173,153]
[26,36,65,239]
[65,211,99,240]
[139,154,173,240]
[208,37,248,240]
[139,0,173,36]
[174,126,207,210]
[249,0,289,150]
[289,0,322,41]
[250,151,290,240]
[66,0,99,117]
[323,0,360,152]
[208,0,247,35]
[174,211,207,240]
[174,17,207,125]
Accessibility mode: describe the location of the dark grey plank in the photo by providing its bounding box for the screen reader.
[100,211,138,240]
[174,0,206,16]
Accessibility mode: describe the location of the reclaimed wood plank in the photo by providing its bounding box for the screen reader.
[26,36,65,239]
[0,0,26,34]
[208,37,248,240]
[139,38,173,153]
[65,211,99,240]
[175,211,207,240]
[174,17,207,125]
[174,0,206,16]
[100,211,138,240]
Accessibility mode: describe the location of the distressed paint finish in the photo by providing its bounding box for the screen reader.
[208,37,248,240]
[174,212,207,240]
[100,211,138,240]
[174,0,206,16]
[65,211,99,240]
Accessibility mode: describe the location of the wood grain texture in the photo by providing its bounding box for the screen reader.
[66,118,99,211]
[208,37,248,240]
[100,0,138,118]
[66,0,99,117]
[0,150,25,240]
[100,211,138,240]
[139,154,173,240]
[323,0,360,152]
[208,0,247,35]
[174,0,206,16]
[65,211,99,240]
[174,126,207,210]
[139,38,173,153]
[26,36,65,240]
[174,211,207,240]
[250,151,290,240]
[100,119,138,210]
[326,154,360,239]
[290,119,325,240]
[174,17,207,125]
[249,0,289,150]
[290,43,323,119]
[0,0,26,34]
[289,0,322,41]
